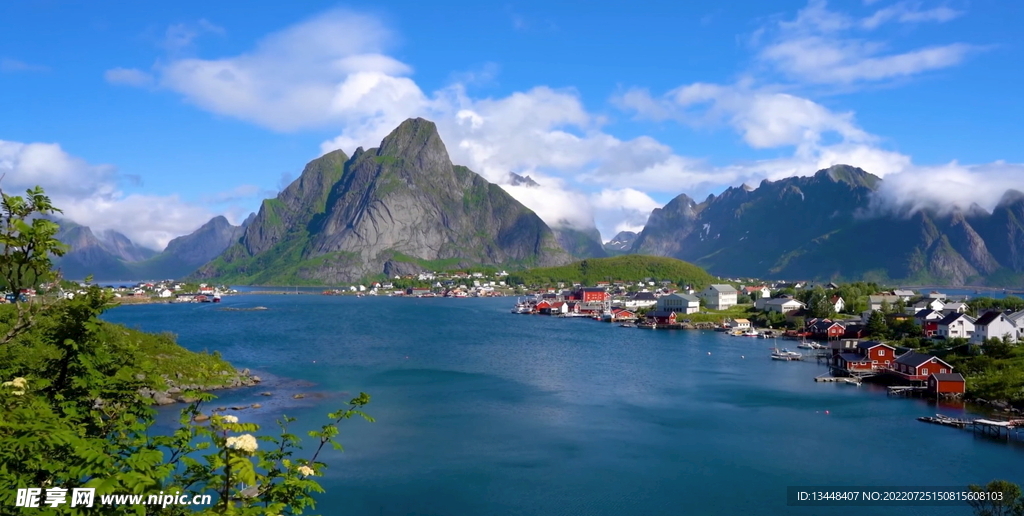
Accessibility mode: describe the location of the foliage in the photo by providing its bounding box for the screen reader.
[508,255,715,288]
[806,287,837,319]
[968,480,1024,516]
[865,310,889,338]
[968,296,1024,315]
[0,187,373,514]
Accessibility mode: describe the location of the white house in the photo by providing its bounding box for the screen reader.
[158,289,173,298]
[892,289,916,302]
[765,298,807,314]
[830,295,845,313]
[972,311,1018,344]
[913,298,945,312]
[868,295,900,311]
[936,312,976,339]
[699,284,738,310]
[656,293,700,314]
[941,302,968,315]
[727,318,751,329]
[742,285,771,299]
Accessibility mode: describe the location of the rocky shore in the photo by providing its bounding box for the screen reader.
[139,368,263,405]
[967,397,1024,417]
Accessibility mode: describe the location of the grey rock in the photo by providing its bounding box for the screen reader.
[154,393,176,406]
[260,392,273,396]
[293,394,305,399]
[250,403,262,409]
[251,376,262,383]
[193,413,210,422]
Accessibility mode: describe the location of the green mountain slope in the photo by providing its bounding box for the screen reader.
[196,118,571,285]
[507,255,715,287]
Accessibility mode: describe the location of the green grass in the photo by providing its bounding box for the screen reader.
[508,255,715,287]
[681,305,758,324]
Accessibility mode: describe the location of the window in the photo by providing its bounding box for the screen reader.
[940,368,947,373]
[877,350,884,357]
[921,368,929,375]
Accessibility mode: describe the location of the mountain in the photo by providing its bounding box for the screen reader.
[54,222,142,280]
[54,216,248,281]
[603,231,638,253]
[552,227,608,259]
[508,255,715,287]
[196,118,572,284]
[508,172,540,187]
[631,165,1024,286]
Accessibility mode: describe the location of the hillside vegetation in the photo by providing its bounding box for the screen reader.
[507,255,715,287]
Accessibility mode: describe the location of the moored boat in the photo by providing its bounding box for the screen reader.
[771,347,803,361]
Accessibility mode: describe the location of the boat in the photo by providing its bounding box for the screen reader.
[619,322,636,328]
[760,330,777,339]
[212,294,221,303]
[771,347,803,361]
[740,329,759,337]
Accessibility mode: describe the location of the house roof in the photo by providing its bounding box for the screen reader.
[914,309,938,318]
[732,318,750,324]
[930,373,965,382]
[580,287,607,292]
[893,290,916,297]
[974,311,1005,327]
[830,295,843,303]
[894,351,951,369]
[647,310,678,317]
[938,312,975,326]
[766,298,805,306]
[676,294,700,303]
[708,284,738,293]
[857,340,893,351]
[869,295,899,303]
[943,302,967,309]
[633,292,657,301]
[838,353,869,363]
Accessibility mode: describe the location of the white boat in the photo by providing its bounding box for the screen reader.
[771,347,803,361]
[740,329,759,337]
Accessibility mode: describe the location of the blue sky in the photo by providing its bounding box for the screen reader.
[2,0,1022,249]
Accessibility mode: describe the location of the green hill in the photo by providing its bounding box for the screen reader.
[507,255,715,287]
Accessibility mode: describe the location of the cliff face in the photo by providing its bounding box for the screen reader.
[603,231,638,253]
[630,166,1024,286]
[197,118,571,284]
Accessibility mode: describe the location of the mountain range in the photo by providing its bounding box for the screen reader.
[631,165,1024,286]
[53,216,248,281]
[48,121,1024,287]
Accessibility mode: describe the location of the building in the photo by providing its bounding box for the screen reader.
[407,288,432,296]
[941,302,968,315]
[578,287,609,303]
[914,309,944,337]
[830,295,845,313]
[727,318,751,329]
[656,293,700,314]
[913,299,946,312]
[764,298,807,314]
[928,373,966,396]
[892,289,917,302]
[857,341,897,369]
[625,291,658,309]
[891,352,954,381]
[868,295,900,311]
[550,301,568,315]
[936,312,976,339]
[808,319,846,340]
[835,353,874,373]
[699,284,738,309]
[742,286,771,299]
[647,310,677,324]
[971,311,1018,344]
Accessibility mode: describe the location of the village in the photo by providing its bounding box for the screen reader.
[0,280,236,304]
[507,280,1024,426]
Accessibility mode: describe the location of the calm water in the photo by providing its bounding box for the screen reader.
[104,295,1022,516]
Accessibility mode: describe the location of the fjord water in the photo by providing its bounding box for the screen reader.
[104,296,1020,516]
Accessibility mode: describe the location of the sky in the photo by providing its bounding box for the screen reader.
[2,0,1023,250]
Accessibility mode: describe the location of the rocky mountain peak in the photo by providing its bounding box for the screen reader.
[376,118,451,171]
[816,164,881,190]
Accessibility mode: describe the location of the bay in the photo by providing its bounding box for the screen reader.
[103,295,1022,516]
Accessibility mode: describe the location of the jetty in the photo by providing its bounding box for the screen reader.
[887,385,927,397]
[916,414,1024,442]
[815,374,861,385]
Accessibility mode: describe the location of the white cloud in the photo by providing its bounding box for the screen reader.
[861,1,963,29]
[756,0,979,85]
[104,67,154,87]
[589,189,662,235]
[0,140,217,250]
[163,18,225,52]
[0,57,48,73]
[871,161,1024,215]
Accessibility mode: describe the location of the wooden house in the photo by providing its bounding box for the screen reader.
[927,373,966,396]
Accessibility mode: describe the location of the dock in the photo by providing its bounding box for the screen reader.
[815,374,861,385]
[887,385,927,397]
[918,414,972,428]
[916,414,1024,442]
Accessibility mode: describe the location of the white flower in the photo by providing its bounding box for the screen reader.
[225,434,258,454]
[2,377,26,395]
[221,415,239,424]
[297,465,315,477]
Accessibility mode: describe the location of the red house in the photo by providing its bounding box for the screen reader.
[891,352,954,381]
[647,310,677,324]
[835,353,874,373]
[612,309,636,321]
[578,287,609,303]
[808,319,846,340]
[928,373,966,396]
[856,341,897,369]
[534,300,552,314]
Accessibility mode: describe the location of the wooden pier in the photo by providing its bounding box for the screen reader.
[918,414,971,428]
[815,374,861,385]
[972,418,1024,442]
[887,385,927,397]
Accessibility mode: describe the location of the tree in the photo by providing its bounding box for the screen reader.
[0,186,373,514]
[866,310,889,338]
[968,480,1024,516]
[0,185,67,343]
[984,338,1013,360]
[808,288,836,319]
